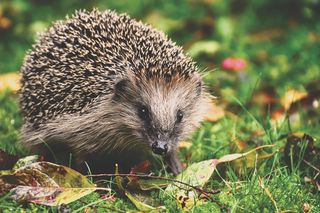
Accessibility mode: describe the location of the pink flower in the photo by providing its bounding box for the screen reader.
[221,58,234,70]
[221,57,247,72]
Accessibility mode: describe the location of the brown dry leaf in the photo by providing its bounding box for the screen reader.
[302,202,311,212]
[308,32,320,42]
[204,102,225,122]
[253,86,277,105]
[270,108,286,125]
[281,89,307,110]
[0,72,20,92]
[248,28,284,42]
[0,17,11,29]
[0,10,11,29]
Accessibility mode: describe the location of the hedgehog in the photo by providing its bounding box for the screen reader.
[19,9,211,175]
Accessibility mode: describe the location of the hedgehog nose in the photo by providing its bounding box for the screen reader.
[152,141,168,155]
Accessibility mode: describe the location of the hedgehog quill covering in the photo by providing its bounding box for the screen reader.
[19,9,210,174]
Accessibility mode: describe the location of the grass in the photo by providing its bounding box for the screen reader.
[0,89,319,212]
[0,0,320,212]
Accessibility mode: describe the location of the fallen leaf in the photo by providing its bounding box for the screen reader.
[219,145,274,163]
[308,32,320,42]
[176,190,205,211]
[248,28,283,42]
[204,102,226,122]
[144,11,182,33]
[253,86,277,105]
[12,155,40,171]
[125,191,165,211]
[10,186,96,206]
[302,202,311,212]
[281,89,307,110]
[129,160,151,176]
[270,108,285,122]
[166,144,274,194]
[128,178,170,191]
[165,159,218,194]
[188,40,220,57]
[0,161,109,206]
[0,16,11,29]
[0,72,20,92]
[178,141,193,149]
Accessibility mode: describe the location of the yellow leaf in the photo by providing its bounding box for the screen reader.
[204,103,225,122]
[0,72,20,92]
[176,191,205,211]
[218,144,275,163]
[178,141,192,149]
[281,89,307,110]
[218,153,243,163]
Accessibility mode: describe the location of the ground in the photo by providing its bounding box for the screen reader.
[0,0,319,212]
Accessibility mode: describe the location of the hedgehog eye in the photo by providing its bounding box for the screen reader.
[176,110,184,123]
[138,105,149,121]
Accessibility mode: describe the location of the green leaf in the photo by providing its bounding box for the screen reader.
[187,40,220,57]
[125,191,165,212]
[165,159,218,194]
[135,178,170,191]
[12,155,39,170]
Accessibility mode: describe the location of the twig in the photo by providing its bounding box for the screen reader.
[303,159,320,173]
[87,173,221,196]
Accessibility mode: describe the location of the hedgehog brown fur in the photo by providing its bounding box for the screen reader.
[19,9,210,174]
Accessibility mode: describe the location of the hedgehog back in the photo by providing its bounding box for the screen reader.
[20,9,196,128]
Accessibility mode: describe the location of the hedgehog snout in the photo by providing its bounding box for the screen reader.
[151,140,168,155]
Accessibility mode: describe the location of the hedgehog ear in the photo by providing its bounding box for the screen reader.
[115,79,129,93]
[113,79,130,99]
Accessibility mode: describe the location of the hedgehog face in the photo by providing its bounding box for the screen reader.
[112,72,209,156]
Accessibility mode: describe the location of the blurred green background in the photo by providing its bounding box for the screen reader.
[1,0,320,149]
[0,1,319,211]
[1,0,319,76]
[1,0,319,144]
[0,0,320,149]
